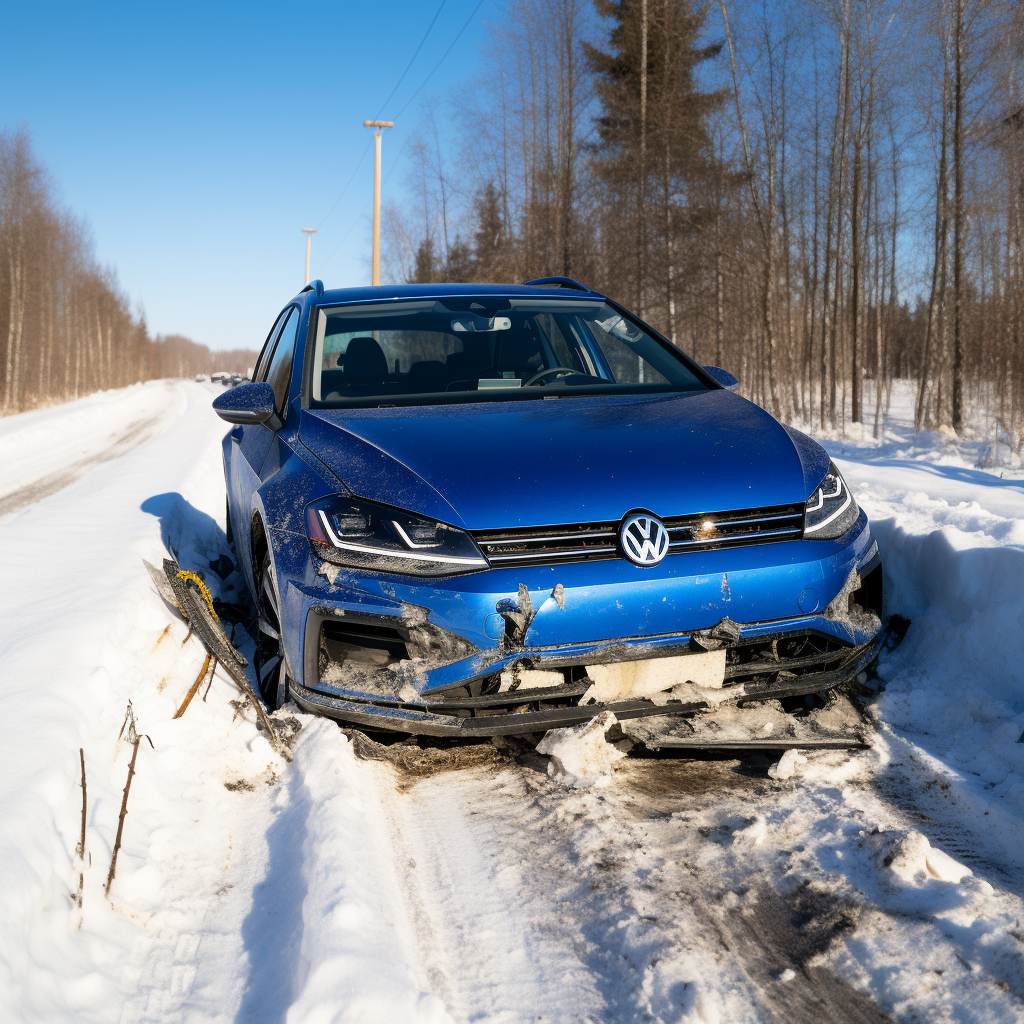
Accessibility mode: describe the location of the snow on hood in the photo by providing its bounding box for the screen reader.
[298,390,821,530]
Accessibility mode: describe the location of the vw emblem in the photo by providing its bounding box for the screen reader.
[620,513,669,566]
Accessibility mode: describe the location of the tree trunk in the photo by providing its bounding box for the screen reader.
[951,0,965,432]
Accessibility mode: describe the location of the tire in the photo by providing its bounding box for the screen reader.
[254,551,288,710]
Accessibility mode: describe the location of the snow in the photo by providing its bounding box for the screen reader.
[875,830,974,886]
[536,710,627,787]
[768,749,808,780]
[1,378,1023,1022]
[0,381,182,501]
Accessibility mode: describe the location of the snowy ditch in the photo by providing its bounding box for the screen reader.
[0,380,1023,1022]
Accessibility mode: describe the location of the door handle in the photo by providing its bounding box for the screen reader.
[230,425,243,442]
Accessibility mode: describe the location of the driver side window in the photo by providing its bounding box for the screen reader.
[254,309,289,383]
[265,307,299,417]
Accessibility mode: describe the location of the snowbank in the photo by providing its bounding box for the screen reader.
[862,501,1024,811]
[800,382,1024,863]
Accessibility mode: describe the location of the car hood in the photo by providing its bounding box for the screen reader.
[298,391,826,531]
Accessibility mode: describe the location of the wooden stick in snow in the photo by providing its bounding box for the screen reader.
[105,729,141,897]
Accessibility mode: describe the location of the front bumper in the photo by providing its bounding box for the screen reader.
[289,623,884,736]
[272,512,883,738]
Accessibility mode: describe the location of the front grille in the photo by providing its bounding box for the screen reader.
[474,521,620,566]
[663,503,805,552]
[473,503,804,569]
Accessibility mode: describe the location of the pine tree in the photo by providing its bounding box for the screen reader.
[445,237,476,283]
[473,182,506,282]
[409,236,436,284]
[585,0,725,319]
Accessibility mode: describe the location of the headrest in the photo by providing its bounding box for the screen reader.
[408,360,447,388]
[498,331,544,369]
[344,337,388,381]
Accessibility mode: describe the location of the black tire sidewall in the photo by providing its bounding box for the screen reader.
[256,552,288,710]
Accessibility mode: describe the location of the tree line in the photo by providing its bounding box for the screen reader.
[0,129,255,417]
[384,0,1024,442]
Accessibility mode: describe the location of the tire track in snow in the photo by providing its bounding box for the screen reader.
[256,726,607,1024]
[870,724,1024,895]
[354,747,1024,1023]
[0,385,177,517]
[354,749,746,1023]
[377,760,609,1023]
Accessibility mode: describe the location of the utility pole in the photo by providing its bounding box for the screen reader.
[302,228,317,286]
[363,119,394,286]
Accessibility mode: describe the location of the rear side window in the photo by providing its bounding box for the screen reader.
[266,307,299,417]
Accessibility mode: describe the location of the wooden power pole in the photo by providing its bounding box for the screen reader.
[302,228,317,286]
[364,119,395,286]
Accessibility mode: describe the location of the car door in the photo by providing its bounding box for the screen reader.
[228,307,297,572]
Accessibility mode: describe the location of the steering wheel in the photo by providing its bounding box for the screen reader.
[523,366,578,387]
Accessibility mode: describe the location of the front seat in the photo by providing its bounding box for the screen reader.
[343,337,389,386]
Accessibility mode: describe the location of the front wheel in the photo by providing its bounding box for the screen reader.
[254,552,289,710]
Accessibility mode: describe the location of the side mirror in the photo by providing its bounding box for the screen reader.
[703,366,739,392]
[212,381,275,424]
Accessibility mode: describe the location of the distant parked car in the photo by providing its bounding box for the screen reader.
[211,371,231,385]
[213,278,883,741]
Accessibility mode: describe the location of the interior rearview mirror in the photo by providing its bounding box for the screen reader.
[451,315,511,333]
[212,380,275,424]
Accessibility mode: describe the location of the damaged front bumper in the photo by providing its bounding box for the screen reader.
[289,621,885,737]
[279,514,885,741]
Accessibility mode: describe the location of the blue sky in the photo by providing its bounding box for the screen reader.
[0,0,491,352]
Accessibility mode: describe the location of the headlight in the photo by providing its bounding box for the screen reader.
[306,495,488,575]
[804,462,860,539]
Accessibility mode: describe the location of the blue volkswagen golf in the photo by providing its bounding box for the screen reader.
[214,278,883,743]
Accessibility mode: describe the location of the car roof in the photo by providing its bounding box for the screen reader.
[295,281,608,306]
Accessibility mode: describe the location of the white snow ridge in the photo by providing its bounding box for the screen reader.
[0,379,1023,1023]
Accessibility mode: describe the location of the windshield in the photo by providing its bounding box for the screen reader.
[309,296,708,406]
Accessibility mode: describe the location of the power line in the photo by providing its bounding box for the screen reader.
[314,1,449,232]
[395,0,487,119]
[375,0,448,119]
[320,138,409,273]
[320,198,373,271]
[383,138,408,188]
[316,139,372,230]
[317,0,488,274]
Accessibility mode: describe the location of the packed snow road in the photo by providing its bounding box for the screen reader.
[1,380,1023,1023]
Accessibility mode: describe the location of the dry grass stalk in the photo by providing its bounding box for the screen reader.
[174,653,212,719]
[75,748,86,910]
[202,658,217,702]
